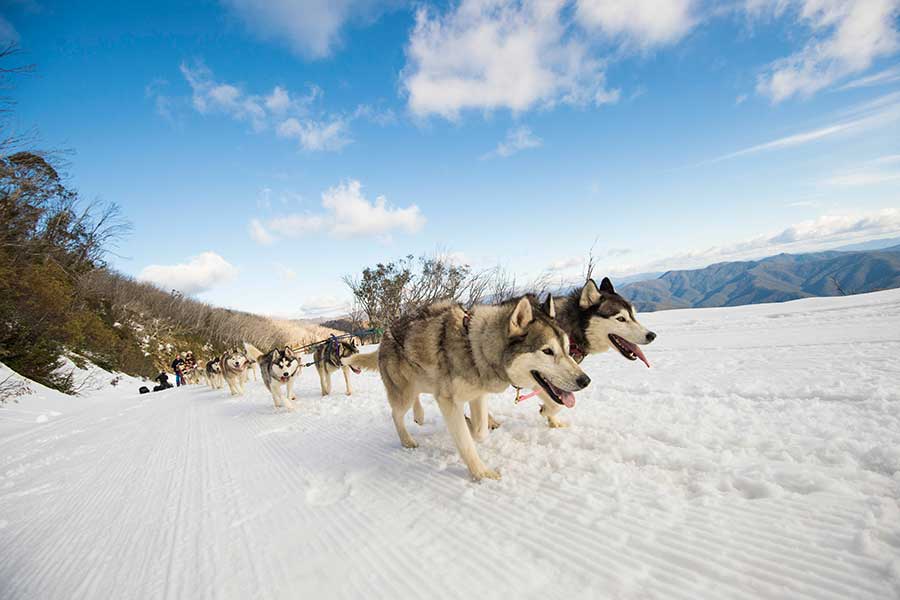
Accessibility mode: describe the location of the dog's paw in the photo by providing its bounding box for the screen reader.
[400,437,418,449]
[547,417,569,429]
[471,467,501,481]
[345,391,352,397]
[488,414,501,430]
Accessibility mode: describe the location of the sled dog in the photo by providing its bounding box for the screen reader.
[529,277,657,427]
[346,296,590,481]
[205,358,224,390]
[244,343,301,410]
[220,349,251,396]
[313,337,361,396]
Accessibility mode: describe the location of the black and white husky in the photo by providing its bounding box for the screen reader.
[244,343,301,410]
[534,277,657,427]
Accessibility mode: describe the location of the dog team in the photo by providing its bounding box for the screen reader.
[169,278,657,480]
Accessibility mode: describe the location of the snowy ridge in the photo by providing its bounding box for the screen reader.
[1,290,899,598]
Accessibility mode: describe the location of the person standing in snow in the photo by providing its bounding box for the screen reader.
[171,354,186,387]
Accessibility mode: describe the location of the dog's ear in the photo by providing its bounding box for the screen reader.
[541,294,556,318]
[509,296,534,337]
[599,277,615,294]
[283,346,294,358]
[579,279,602,309]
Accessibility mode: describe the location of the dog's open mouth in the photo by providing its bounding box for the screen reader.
[609,334,650,368]
[280,375,290,382]
[349,366,361,375]
[531,371,576,408]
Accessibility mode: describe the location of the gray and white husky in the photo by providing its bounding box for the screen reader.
[532,277,657,427]
[347,296,590,481]
[220,349,251,396]
[313,338,361,396]
[244,343,301,410]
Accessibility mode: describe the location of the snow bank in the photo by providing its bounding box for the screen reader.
[1,289,899,599]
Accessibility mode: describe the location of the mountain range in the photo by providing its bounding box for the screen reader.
[620,244,900,312]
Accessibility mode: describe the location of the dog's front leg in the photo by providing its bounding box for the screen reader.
[342,366,352,396]
[437,395,500,481]
[538,391,568,428]
[468,396,490,442]
[284,380,295,411]
[270,383,284,409]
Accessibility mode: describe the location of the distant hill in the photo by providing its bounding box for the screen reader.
[621,245,900,312]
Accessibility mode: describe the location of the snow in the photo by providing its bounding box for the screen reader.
[1,289,899,599]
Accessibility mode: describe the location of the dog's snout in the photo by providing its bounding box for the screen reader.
[646,331,657,343]
[576,374,591,390]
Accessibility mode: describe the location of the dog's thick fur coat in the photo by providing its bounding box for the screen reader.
[347,296,590,481]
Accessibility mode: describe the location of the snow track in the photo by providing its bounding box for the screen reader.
[2,290,899,598]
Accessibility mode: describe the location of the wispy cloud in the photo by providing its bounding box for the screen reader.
[838,65,900,90]
[481,126,542,159]
[638,209,900,273]
[175,61,389,151]
[754,0,900,102]
[699,92,900,165]
[823,154,900,187]
[249,180,425,244]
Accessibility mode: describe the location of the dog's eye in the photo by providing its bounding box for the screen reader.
[542,348,554,356]
[617,316,627,322]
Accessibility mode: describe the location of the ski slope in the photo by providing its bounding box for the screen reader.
[1,290,899,599]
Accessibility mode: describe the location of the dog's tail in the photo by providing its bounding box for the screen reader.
[345,350,379,372]
[243,342,263,362]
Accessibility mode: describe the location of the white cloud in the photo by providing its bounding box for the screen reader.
[575,0,696,47]
[548,256,583,272]
[296,295,353,319]
[701,91,900,164]
[754,0,900,102]
[482,126,543,159]
[138,252,238,295]
[248,180,425,243]
[248,219,276,245]
[324,180,425,237]
[220,0,391,59]
[402,0,620,119]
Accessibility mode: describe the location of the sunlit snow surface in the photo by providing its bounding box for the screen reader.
[2,289,899,599]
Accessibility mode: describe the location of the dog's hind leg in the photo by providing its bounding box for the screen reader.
[342,366,353,396]
[437,395,499,481]
[412,397,425,425]
[387,386,418,449]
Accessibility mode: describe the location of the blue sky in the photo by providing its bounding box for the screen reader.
[4,0,900,317]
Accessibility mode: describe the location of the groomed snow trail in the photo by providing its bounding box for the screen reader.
[2,290,900,599]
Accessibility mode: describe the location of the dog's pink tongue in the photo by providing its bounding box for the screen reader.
[560,390,576,408]
[631,343,651,368]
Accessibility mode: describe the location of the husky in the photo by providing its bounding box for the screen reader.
[205,358,224,390]
[220,349,251,396]
[529,277,657,427]
[346,296,590,481]
[244,343,302,410]
[313,337,362,396]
